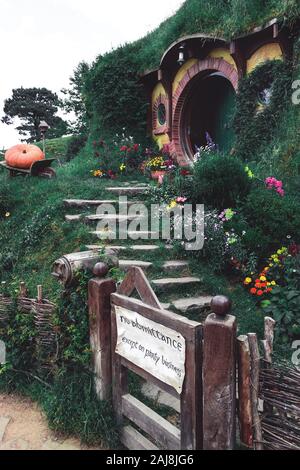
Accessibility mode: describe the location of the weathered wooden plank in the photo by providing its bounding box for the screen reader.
[88,278,116,400]
[134,267,162,309]
[117,268,136,297]
[120,426,159,451]
[237,335,253,448]
[181,323,203,450]
[117,267,161,309]
[203,313,236,450]
[122,394,181,450]
[248,333,264,450]
[263,317,276,363]
[111,305,128,425]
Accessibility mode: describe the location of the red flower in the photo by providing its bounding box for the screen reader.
[250,288,257,295]
[120,146,128,152]
[257,290,264,296]
[180,169,190,176]
[133,144,139,151]
[289,242,300,257]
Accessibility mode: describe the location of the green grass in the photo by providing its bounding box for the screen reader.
[0,140,147,298]
[36,135,73,162]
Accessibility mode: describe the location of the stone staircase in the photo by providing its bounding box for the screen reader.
[63,182,213,318]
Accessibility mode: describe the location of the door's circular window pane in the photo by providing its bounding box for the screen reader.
[158,103,166,125]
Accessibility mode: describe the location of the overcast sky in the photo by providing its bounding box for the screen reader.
[0,0,184,148]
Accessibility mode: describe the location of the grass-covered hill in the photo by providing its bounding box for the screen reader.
[85,0,300,140]
[0,0,300,447]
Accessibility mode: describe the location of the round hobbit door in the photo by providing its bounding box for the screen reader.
[181,72,236,160]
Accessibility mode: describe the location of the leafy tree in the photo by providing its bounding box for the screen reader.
[61,61,90,135]
[2,87,68,143]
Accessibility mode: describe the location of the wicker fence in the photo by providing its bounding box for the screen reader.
[0,282,57,368]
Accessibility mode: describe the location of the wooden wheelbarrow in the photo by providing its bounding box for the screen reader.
[0,159,56,178]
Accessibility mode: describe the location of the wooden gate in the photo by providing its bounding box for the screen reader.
[110,267,203,450]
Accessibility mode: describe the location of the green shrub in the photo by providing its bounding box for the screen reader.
[65,134,88,162]
[262,255,300,343]
[192,153,251,209]
[241,187,300,257]
[234,60,292,161]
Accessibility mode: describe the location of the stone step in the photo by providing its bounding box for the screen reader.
[163,260,189,273]
[107,186,149,196]
[129,244,160,251]
[123,182,148,187]
[64,199,143,208]
[141,383,180,413]
[171,296,213,314]
[85,214,146,224]
[86,245,127,252]
[86,244,160,252]
[89,231,117,239]
[90,230,158,239]
[161,302,171,310]
[64,199,116,208]
[152,277,202,291]
[65,214,83,222]
[119,260,153,271]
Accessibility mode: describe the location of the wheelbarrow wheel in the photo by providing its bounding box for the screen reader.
[38,167,56,179]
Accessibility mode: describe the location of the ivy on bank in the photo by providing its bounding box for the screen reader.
[234,60,293,161]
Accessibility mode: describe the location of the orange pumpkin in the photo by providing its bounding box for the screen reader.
[5,144,45,170]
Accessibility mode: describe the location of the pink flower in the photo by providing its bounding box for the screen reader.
[265,176,285,197]
[133,144,139,151]
[120,146,128,152]
[277,188,285,197]
[176,197,187,204]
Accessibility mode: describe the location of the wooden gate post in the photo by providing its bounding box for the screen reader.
[88,263,116,401]
[203,296,236,450]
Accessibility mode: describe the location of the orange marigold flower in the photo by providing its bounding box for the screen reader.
[250,288,257,295]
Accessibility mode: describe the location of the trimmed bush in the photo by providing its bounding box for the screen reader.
[65,134,88,162]
[192,153,251,209]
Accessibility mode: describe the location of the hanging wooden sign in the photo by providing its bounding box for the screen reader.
[115,305,186,394]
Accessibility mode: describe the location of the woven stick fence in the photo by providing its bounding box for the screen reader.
[238,317,300,450]
[0,282,57,368]
[260,363,300,450]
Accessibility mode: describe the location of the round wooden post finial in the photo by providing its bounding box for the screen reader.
[211,295,232,318]
[93,262,109,278]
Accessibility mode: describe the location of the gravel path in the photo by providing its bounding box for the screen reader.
[0,393,103,450]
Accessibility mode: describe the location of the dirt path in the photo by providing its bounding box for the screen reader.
[0,393,103,450]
